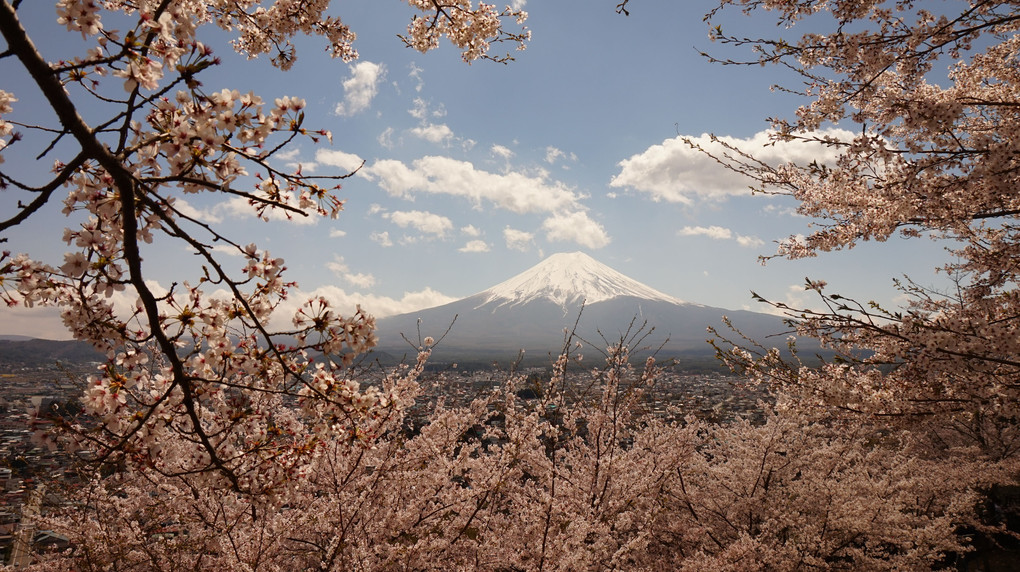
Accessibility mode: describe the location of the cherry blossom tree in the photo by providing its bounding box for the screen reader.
[3,0,1016,569]
[0,0,528,491]
[0,0,527,564]
[703,0,1020,453]
[696,0,1020,562]
[27,336,986,571]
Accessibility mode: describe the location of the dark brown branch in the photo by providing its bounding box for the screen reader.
[1,0,251,491]
[0,150,88,232]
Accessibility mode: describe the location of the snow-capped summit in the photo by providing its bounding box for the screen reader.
[476,252,685,310]
[373,251,789,362]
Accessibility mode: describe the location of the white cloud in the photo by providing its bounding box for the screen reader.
[0,279,170,340]
[327,256,376,288]
[610,128,854,204]
[275,148,300,161]
[679,225,733,240]
[754,283,826,317]
[371,231,393,247]
[504,227,534,251]
[335,61,385,117]
[541,211,610,249]
[383,210,453,237]
[545,146,576,165]
[172,197,222,224]
[372,287,457,316]
[762,203,803,218]
[408,98,428,120]
[273,147,322,173]
[679,225,764,248]
[315,149,365,173]
[405,99,456,145]
[361,156,583,215]
[408,62,425,92]
[378,127,395,149]
[408,97,446,121]
[0,276,452,343]
[491,144,514,161]
[0,306,71,340]
[328,228,347,238]
[510,0,526,9]
[461,224,482,237]
[459,240,491,253]
[361,156,610,247]
[266,285,456,330]
[736,235,765,248]
[217,197,319,225]
[210,244,243,257]
[409,123,454,144]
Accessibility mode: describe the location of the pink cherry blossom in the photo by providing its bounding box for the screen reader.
[4,1,1014,569]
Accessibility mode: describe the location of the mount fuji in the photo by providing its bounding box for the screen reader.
[373,252,789,363]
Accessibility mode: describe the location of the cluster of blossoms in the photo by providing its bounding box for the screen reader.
[705,0,1020,517]
[23,341,984,570]
[0,89,14,163]
[402,0,530,62]
[55,0,358,74]
[56,0,103,36]
[0,253,64,309]
[0,0,529,497]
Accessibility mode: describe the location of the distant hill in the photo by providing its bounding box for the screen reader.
[0,339,103,369]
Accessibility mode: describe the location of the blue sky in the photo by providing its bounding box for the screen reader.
[1,1,951,339]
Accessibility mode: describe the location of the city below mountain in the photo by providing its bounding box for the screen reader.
[373,252,793,365]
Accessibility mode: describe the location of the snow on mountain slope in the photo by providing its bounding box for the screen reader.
[475,252,686,310]
[372,251,794,360]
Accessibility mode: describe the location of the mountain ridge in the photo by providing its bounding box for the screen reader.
[373,252,789,362]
